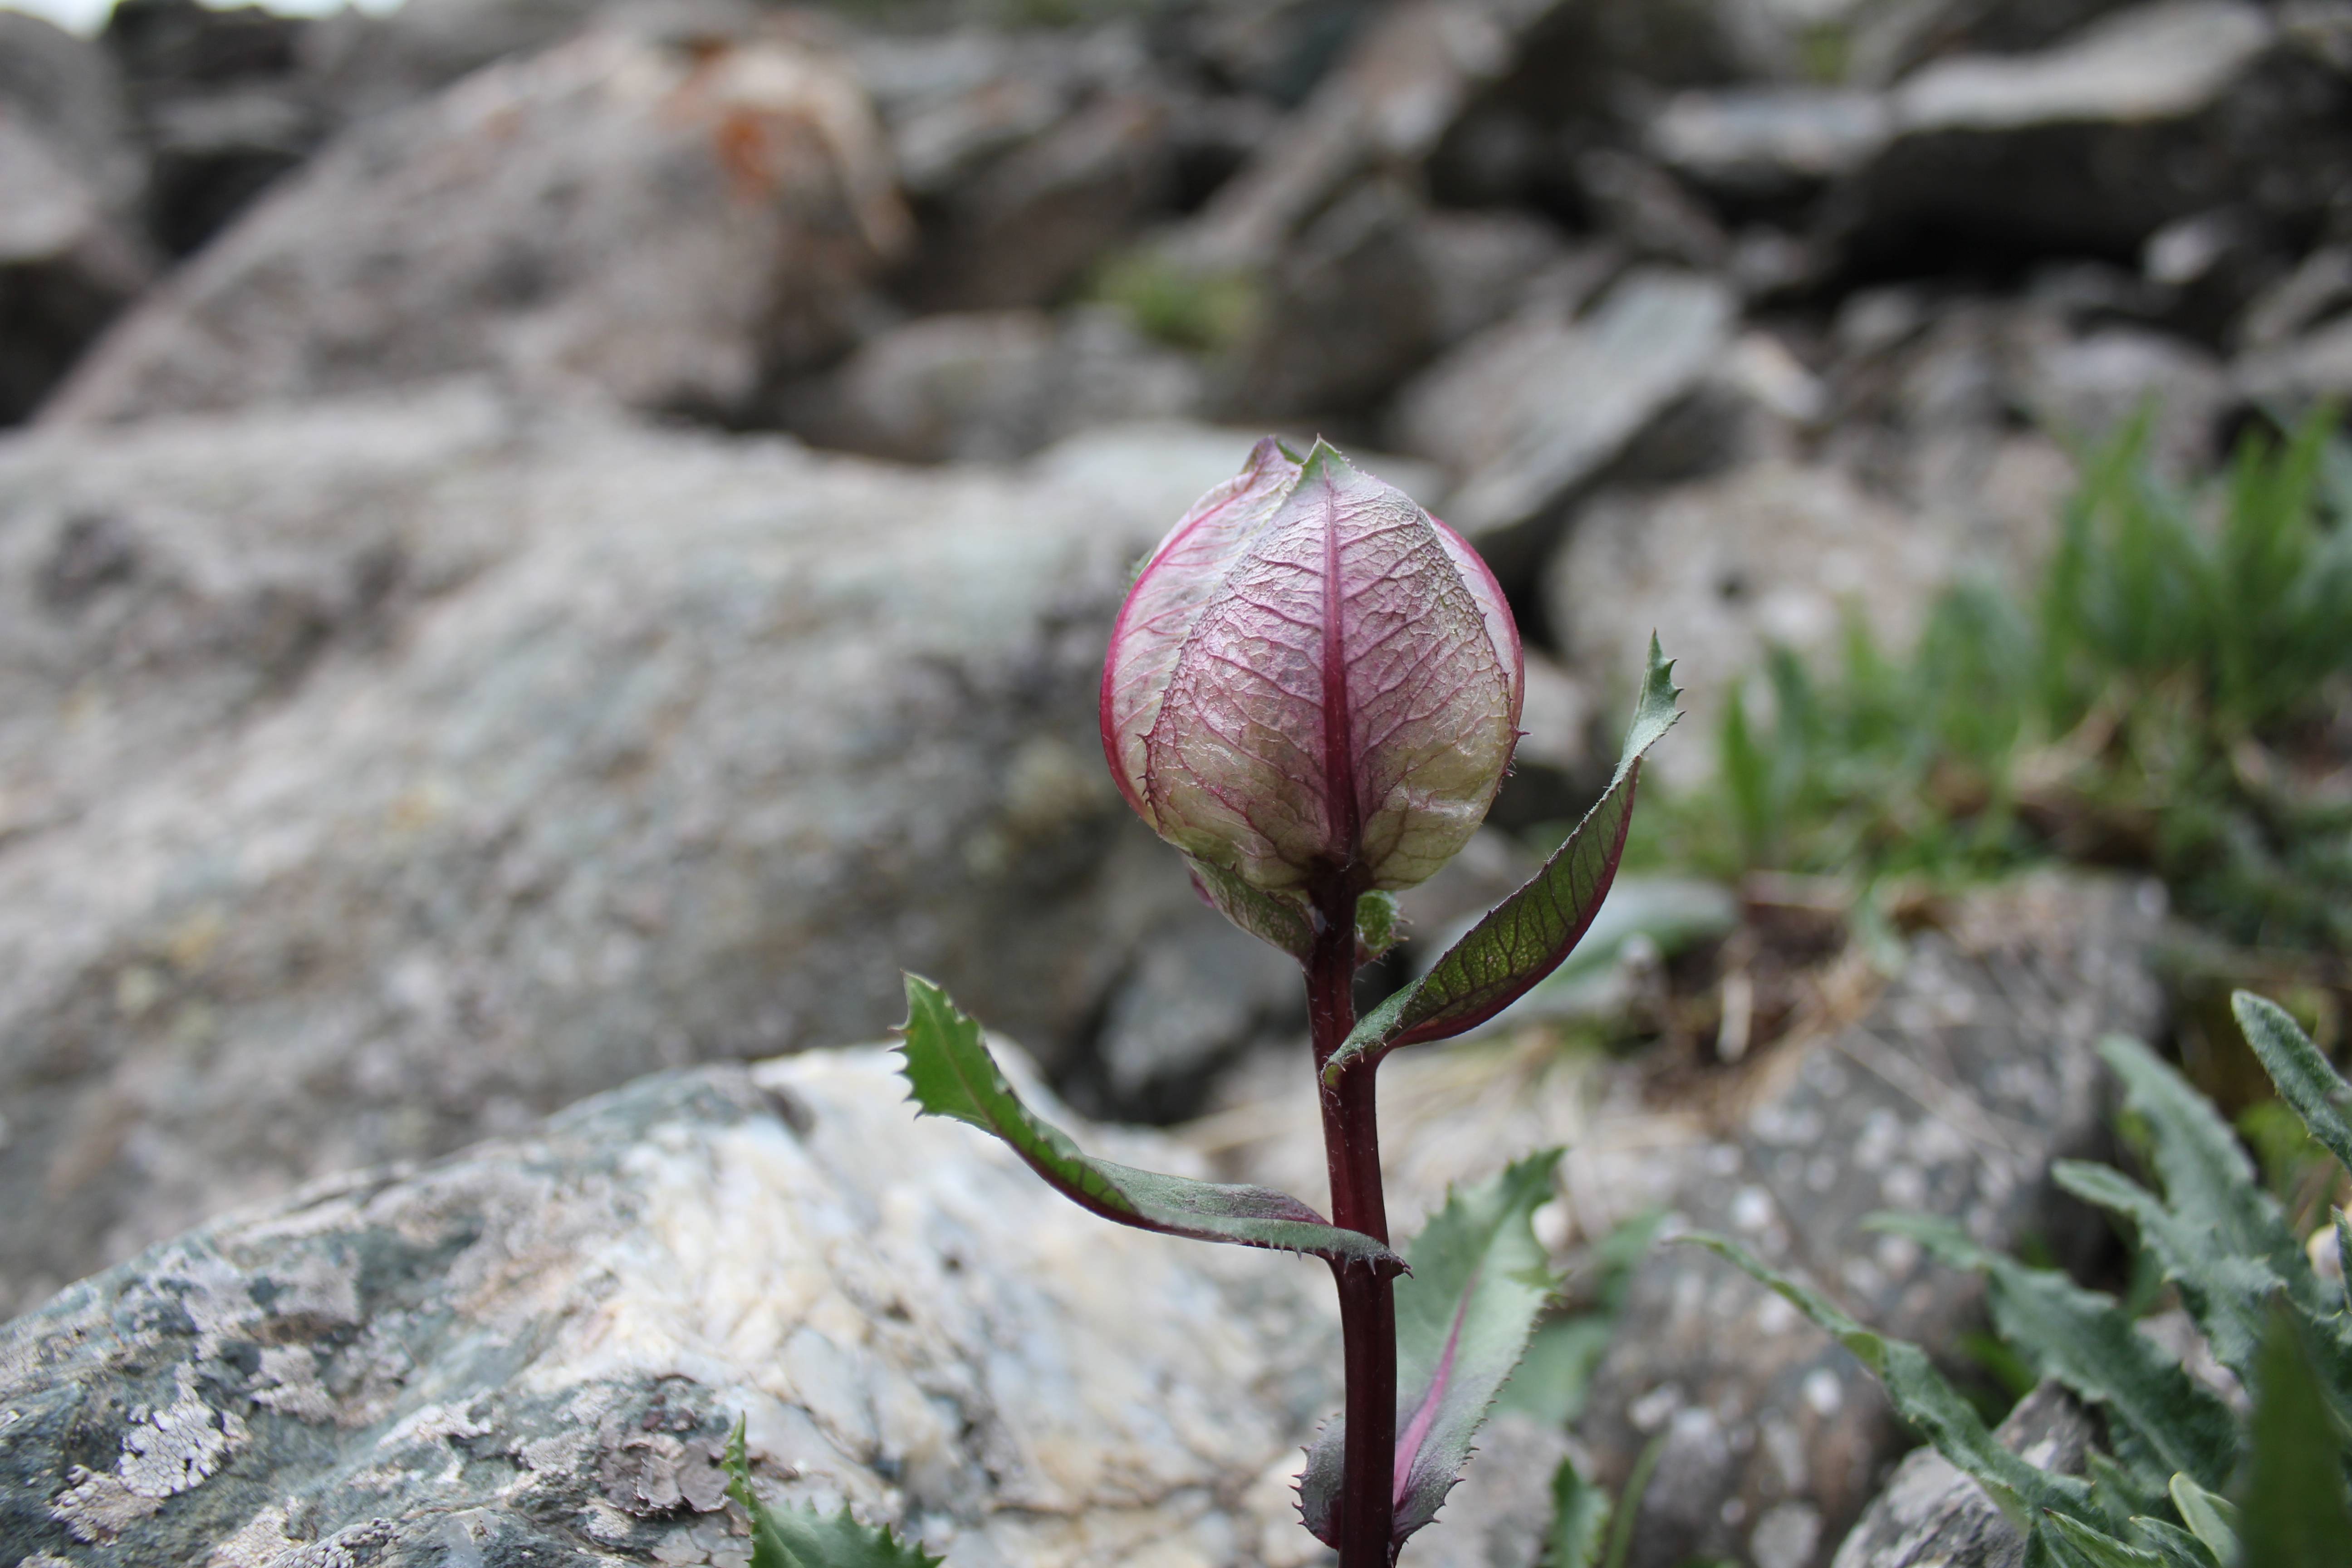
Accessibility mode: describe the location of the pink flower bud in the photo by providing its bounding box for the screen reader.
[1101,438,1523,898]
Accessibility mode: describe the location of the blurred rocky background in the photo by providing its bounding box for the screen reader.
[3,1,2350,1565]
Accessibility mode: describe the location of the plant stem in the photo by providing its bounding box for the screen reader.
[1309,880,1395,1568]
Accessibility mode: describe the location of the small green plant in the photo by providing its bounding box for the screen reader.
[1687,991,2352,1565]
[1631,411,2352,951]
[723,1418,942,1568]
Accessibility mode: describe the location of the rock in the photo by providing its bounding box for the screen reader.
[1390,267,1739,587]
[2235,242,2352,352]
[0,1045,1341,1567]
[0,11,152,426]
[1838,2,2352,272]
[873,29,1180,314]
[1166,0,1564,276]
[42,27,908,428]
[0,392,1294,1315]
[1544,461,1952,761]
[1829,1383,2095,1568]
[778,307,1205,464]
[2015,323,2226,473]
[103,0,322,257]
[1573,874,2165,1568]
[2235,310,2352,412]
[1648,86,1894,202]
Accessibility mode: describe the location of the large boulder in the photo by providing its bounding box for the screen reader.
[0,391,1289,1315]
[0,10,152,425]
[0,1046,1340,1567]
[43,26,908,427]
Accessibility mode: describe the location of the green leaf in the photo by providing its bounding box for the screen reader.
[1325,639,1680,1084]
[1874,1215,2238,1488]
[1356,890,1402,964]
[2050,1159,2280,1376]
[1391,1153,1565,1540]
[896,976,1401,1273]
[2231,991,2352,1175]
[1186,857,1313,961]
[725,1418,943,1568]
[1298,1155,1565,1548]
[2041,1513,2166,1567]
[2098,1036,2304,1288]
[2166,1473,2240,1564]
[2241,1309,2352,1568]
[1540,1454,1611,1568]
[2123,1516,2221,1568]
[1602,1432,1667,1568]
[1677,1232,2090,1528]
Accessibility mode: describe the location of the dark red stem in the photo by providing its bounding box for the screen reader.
[1309,877,1394,1568]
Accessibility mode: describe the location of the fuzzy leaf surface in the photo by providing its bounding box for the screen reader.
[897,975,1400,1272]
[1327,639,1679,1082]
[1679,1233,2089,1528]
[2232,991,2352,1174]
[2049,1160,2280,1375]
[2041,1514,2165,1567]
[1186,857,1314,960]
[1298,1154,1563,1548]
[1877,1215,2238,1488]
[726,1419,943,1568]
[2124,1517,2220,1568]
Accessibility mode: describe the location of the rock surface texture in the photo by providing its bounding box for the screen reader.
[44,26,907,426]
[1830,1383,2097,1568]
[0,1047,1340,1567]
[1574,876,2163,1568]
[0,396,1277,1315]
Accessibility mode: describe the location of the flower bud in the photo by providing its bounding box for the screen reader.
[1101,438,1523,897]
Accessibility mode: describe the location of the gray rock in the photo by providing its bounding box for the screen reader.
[1165,0,1565,276]
[1574,875,2165,1568]
[2237,310,2352,412]
[0,1045,1341,1567]
[1839,2,2352,269]
[1544,461,1954,772]
[1391,267,1739,587]
[0,392,1290,1315]
[1830,1383,2095,1568]
[42,27,909,427]
[2016,324,2225,474]
[779,307,1205,464]
[1648,86,1894,200]
[0,11,152,425]
[2235,243,2352,352]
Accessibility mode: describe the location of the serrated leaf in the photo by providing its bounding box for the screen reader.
[2166,1473,2239,1564]
[897,976,1401,1273]
[1875,1215,2238,1489]
[2050,1159,2281,1375]
[2242,1309,2352,1568]
[2232,991,2352,1175]
[2041,1513,2165,1567]
[2099,1036,2306,1294]
[1298,1154,1564,1548]
[1186,857,1313,961]
[1540,1454,1611,1568]
[1325,639,1679,1083]
[725,1418,943,1568]
[1678,1232,2090,1528]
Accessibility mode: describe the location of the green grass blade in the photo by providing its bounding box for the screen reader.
[897,976,1400,1273]
[2124,1516,2220,1568]
[1327,640,1680,1081]
[2042,1513,2166,1567]
[2231,991,2352,1175]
